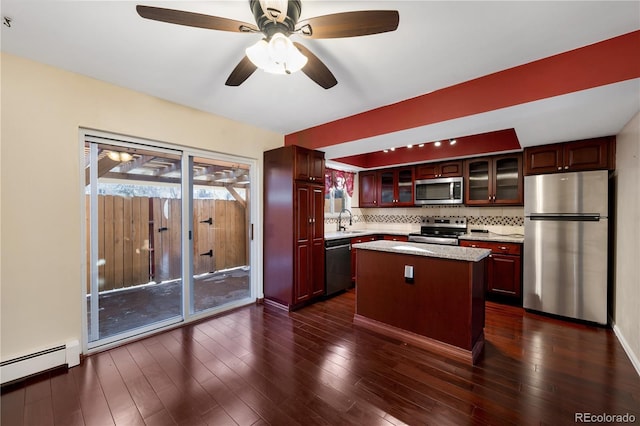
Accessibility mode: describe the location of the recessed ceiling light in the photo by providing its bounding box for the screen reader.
[407,144,413,148]
[449,139,457,145]
[434,141,441,147]
[390,147,395,151]
[383,149,389,153]
[418,144,425,148]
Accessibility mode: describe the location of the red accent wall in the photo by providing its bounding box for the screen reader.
[286,30,640,151]
[332,129,520,168]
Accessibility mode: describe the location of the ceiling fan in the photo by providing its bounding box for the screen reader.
[136,0,399,89]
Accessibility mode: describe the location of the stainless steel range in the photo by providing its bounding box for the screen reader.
[408,216,467,246]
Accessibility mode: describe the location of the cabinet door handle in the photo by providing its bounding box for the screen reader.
[564,166,569,170]
[471,244,478,248]
[499,246,508,250]
[557,167,562,170]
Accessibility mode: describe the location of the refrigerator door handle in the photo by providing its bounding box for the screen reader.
[528,214,601,222]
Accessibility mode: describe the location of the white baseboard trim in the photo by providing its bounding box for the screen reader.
[613,323,640,378]
[0,340,80,385]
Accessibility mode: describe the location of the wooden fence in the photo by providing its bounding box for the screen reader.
[86,195,247,292]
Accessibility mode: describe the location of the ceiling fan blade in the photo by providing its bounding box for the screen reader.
[136,5,259,33]
[294,43,337,89]
[225,56,258,87]
[295,10,399,39]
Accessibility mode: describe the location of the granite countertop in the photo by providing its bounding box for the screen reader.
[352,240,490,262]
[326,229,525,244]
[324,229,410,241]
[458,232,525,244]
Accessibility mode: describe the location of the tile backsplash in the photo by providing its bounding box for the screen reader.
[325,205,524,235]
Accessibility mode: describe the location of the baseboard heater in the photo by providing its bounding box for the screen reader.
[0,341,80,385]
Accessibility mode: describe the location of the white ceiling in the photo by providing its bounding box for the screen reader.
[2,1,639,162]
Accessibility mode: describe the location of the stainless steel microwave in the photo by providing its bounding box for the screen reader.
[414,177,464,205]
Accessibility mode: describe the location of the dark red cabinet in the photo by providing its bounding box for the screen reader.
[382,235,408,242]
[358,171,378,207]
[294,145,325,182]
[294,183,325,301]
[264,145,325,310]
[464,154,523,206]
[524,136,615,175]
[460,240,522,301]
[350,235,378,281]
[415,160,463,179]
[379,167,414,207]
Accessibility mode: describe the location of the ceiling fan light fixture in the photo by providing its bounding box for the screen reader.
[246,32,307,75]
[259,0,288,22]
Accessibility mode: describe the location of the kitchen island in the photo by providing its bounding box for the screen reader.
[352,240,490,364]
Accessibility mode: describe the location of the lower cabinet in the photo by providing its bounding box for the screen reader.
[351,235,378,282]
[294,183,325,303]
[382,235,409,242]
[459,240,522,303]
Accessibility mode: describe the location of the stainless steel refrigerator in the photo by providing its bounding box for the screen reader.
[523,170,609,324]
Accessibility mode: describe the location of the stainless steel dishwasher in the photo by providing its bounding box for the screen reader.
[325,238,352,296]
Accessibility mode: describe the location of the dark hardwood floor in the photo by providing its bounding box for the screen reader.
[2,290,639,425]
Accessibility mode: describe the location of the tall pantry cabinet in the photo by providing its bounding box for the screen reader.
[263,145,325,310]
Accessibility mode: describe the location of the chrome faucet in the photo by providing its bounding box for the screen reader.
[338,208,352,232]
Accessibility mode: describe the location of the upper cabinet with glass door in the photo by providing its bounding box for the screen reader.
[464,153,523,206]
[379,166,414,207]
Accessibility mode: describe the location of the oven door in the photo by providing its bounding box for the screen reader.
[415,177,463,205]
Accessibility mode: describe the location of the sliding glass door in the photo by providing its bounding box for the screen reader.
[84,134,254,349]
[85,140,183,345]
[190,157,251,314]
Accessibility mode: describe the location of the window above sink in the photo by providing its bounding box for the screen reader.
[324,167,355,217]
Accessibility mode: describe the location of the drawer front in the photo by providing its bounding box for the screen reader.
[351,236,378,245]
[382,235,409,242]
[460,240,522,255]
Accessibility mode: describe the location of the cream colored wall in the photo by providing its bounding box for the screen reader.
[0,53,283,360]
[613,111,640,373]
